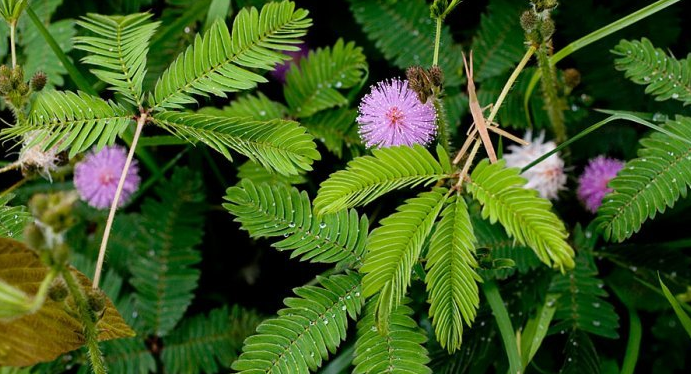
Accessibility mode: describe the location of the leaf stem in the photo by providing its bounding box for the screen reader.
[620,307,641,374]
[92,112,147,289]
[0,160,20,174]
[9,20,16,68]
[483,280,522,374]
[432,17,442,67]
[487,46,536,124]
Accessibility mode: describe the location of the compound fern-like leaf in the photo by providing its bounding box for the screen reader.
[75,13,160,107]
[0,194,31,239]
[347,0,463,86]
[223,179,368,268]
[284,38,367,117]
[198,92,288,120]
[612,38,691,105]
[152,111,320,176]
[0,90,132,158]
[129,168,205,336]
[151,1,311,110]
[232,272,364,374]
[353,298,432,374]
[595,115,691,242]
[361,188,447,332]
[314,144,451,215]
[466,160,575,270]
[425,195,480,353]
[302,108,361,158]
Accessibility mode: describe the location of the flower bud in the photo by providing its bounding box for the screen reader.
[430,0,449,18]
[520,11,538,32]
[540,18,555,40]
[86,288,106,314]
[10,66,23,85]
[31,71,47,92]
[48,278,69,302]
[429,65,444,88]
[563,68,581,89]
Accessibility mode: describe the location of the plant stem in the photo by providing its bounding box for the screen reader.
[536,44,566,142]
[433,97,450,153]
[92,113,147,289]
[432,17,442,67]
[621,307,641,374]
[0,177,28,198]
[9,21,16,68]
[62,269,106,374]
[483,280,522,374]
[0,161,20,174]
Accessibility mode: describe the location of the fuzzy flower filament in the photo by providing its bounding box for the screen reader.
[74,145,140,209]
[577,156,624,213]
[357,79,437,148]
[504,131,567,200]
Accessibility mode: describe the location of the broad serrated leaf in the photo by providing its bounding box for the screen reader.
[0,238,134,367]
[224,179,368,269]
[284,38,367,117]
[347,0,463,87]
[232,272,364,374]
[353,298,431,374]
[75,13,160,106]
[314,145,450,215]
[596,115,691,242]
[0,90,132,158]
[466,159,575,270]
[129,168,205,336]
[362,188,447,332]
[425,195,480,352]
[151,1,311,110]
[152,111,320,176]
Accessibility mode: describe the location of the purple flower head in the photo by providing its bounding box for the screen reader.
[357,79,437,148]
[577,156,624,213]
[74,145,140,209]
[271,43,309,83]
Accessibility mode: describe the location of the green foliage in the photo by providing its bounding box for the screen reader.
[549,253,620,339]
[151,2,311,110]
[659,277,691,339]
[361,188,447,332]
[198,91,288,120]
[0,90,132,158]
[152,112,320,176]
[232,272,364,373]
[314,145,451,215]
[236,160,307,187]
[103,337,156,374]
[353,298,431,374]
[347,0,463,86]
[301,107,361,158]
[161,305,261,374]
[559,330,601,374]
[75,13,159,107]
[0,194,30,239]
[612,38,691,105]
[284,38,367,117]
[223,179,368,268]
[0,0,26,22]
[596,115,691,242]
[465,160,575,270]
[129,168,205,336]
[470,0,526,81]
[425,195,480,352]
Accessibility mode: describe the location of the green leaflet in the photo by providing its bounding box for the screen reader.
[151,1,311,110]
[425,195,481,353]
[301,108,361,159]
[284,38,367,117]
[596,115,691,242]
[223,179,368,269]
[347,0,463,87]
[232,272,364,374]
[152,111,320,176]
[353,298,431,374]
[466,159,575,270]
[198,91,289,120]
[75,13,160,107]
[0,90,132,158]
[0,194,31,239]
[612,38,691,105]
[314,144,451,215]
[361,188,447,332]
[129,168,205,337]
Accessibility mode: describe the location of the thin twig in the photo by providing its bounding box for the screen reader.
[92,113,147,288]
[0,161,20,174]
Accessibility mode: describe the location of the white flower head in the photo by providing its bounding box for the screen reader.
[18,131,63,181]
[503,130,566,200]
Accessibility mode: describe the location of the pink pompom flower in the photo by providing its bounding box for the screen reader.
[74,145,140,209]
[357,79,437,148]
[577,156,624,213]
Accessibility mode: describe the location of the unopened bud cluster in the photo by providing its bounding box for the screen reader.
[406,65,444,104]
[0,65,46,112]
[522,1,558,47]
